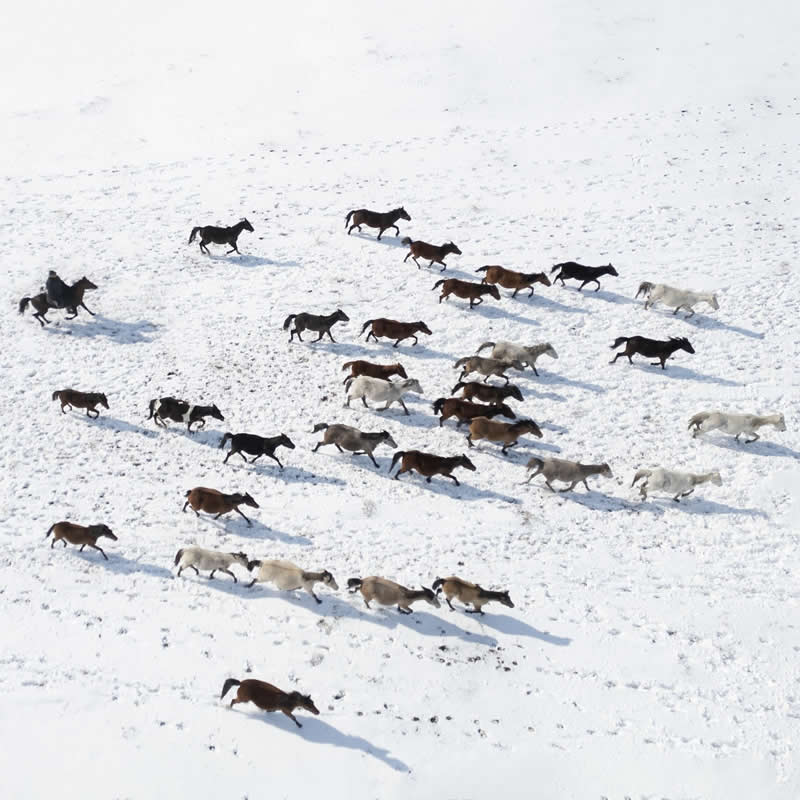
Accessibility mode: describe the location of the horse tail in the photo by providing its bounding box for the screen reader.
[452,381,465,394]
[432,398,446,415]
[188,226,201,244]
[631,469,650,486]
[343,377,354,392]
[454,357,469,368]
[476,341,494,354]
[311,423,328,433]
[610,337,629,350]
[247,559,261,572]
[347,577,363,592]
[184,489,192,498]
[282,314,296,330]
[341,361,354,372]
[687,412,709,430]
[526,456,544,472]
[636,281,654,299]
[51,391,61,401]
[432,279,445,290]
[147,399,158,418]
[390,451,405,470]
[174,549,184,567]
[220,678,241,700]
[45,524,55,539]
[360,319,374,336]
[474,266,489,274]
[432,577,445,594]
[345,210,355,228]
[550,263,563,273]
[401,237,413,246]
[219,432,233,449]
[18,297,31,314]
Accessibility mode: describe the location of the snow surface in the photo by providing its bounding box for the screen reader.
[2,1,799,798]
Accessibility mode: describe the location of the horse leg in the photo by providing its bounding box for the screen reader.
[398,399,409,416]
[80,301,95,316]
[65,308,78,319]
[592,280,600,292]
[393,467,409,480]
[200,240,210,255]
[413,257,421,269]
[745,433,760,443]
[558,482,577,492]
[447,474,461,486]
[403,252,412,263]
[466,434,474,448]
[532,365,539,377]
[237,450,248,462]
[527,287,534,298]
[377,227,385,240]
[266,453,284,469]
[87,408,99,418]
[368,453,379,468]
[225,242,241,255]
[250,454,262,462]
[393,339,402,348]
[90,544,108,561]
[220,569,237,583]
[233,507,253,527]
[438,261,446,272]
[391,225,400,236]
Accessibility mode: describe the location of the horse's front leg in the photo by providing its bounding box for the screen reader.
[326,329,336,342]
[226,240,241,255]
[65,307,78,319]
[391,225,400,236]
[80,301,95,316]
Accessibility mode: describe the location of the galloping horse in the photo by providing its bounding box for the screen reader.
[19,277,98,327]
[188,218,254,255]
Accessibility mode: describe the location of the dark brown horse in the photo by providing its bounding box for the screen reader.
[19,277,98,326]
[188,218,254,255]
[475,266,551,298]
[361,318,432,348]
[52,389,108,418]
[402,238,462,270]
[45,522,117,560]
[610,336,695,369]
[451,381,523,404]
[341,360,407,384]
[221,678,320,727]
[390,450,476,486]
[345,207,410,240]
[432,397,516,427]
[432,278,501,308]
[183,487,260,527]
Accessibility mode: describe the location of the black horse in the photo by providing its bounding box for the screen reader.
[219,432,296,469]
[345,207,410,240]
[610,336,695,369]
[19,277,98,327]
[282,309,349,342]
[188,219,254,255]
[148,397,224,431]
[551,262,618,291]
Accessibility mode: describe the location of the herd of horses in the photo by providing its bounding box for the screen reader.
[24,203,787,730]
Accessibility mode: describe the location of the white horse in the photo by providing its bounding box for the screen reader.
[476,341,558,376]
[631,467,722,501]
[636,282,719,317]
[688,411,786,443]
[344,376,423,415]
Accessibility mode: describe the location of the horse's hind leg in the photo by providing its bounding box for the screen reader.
[200,240,210,255]
[226,242,241,255]
[745,433,760,443]
[377,228,386,240]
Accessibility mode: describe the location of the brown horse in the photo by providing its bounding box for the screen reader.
[466,417,543,454]
[183,487,259,527]
[361,318,432,348]
[451,381,523,404]
[390,450,476,486]
[345,207,410,240]
[52,389,108,418]
[341,360,407,384]
[432,278,501,308]
[220,678,320,728]
[432,397,516,428]
[401,238,462,270]
[475,266,551,298]
[19,277,98,326]
[45,522,117,560]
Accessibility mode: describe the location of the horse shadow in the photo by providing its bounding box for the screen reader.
[350,232,409,249]
[627,362,742,387]
[77,414,159,439]
[204,253,298,268]
[464,302,540,327]
[559,286,635,305]
[458,611,571,645]
[393,473,520,504]
[642,496,769,517]
[537,372,605,394]
[653,310,764,340]
[521,292,588,314]
[306,341,375,359]
[43,314,159,344]
[245,713,410,772]
[191,514,312,545]
[697,436,800,460]
[223,460,347,488]
[67,550,174,579]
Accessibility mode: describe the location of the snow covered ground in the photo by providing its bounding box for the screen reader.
[2,2,799,797]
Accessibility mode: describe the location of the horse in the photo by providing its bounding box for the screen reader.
[390,450,476,486]
[345,207,410,239]
[475,266,551,298]
[551,262,618,291]
[148,397,224,431]
[432,278,501,308]
[283,309,349,342]
[636,282,719,317]
[19,277,98,326]
[610,336,695,369]
[361,318,432,348]
[52,389,108,418]
[341,360,407,383]
[401,239,462,270]
[688,411,786,443]
[188,218,254,255]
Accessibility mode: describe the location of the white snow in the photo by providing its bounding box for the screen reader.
[2,1,800,798]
